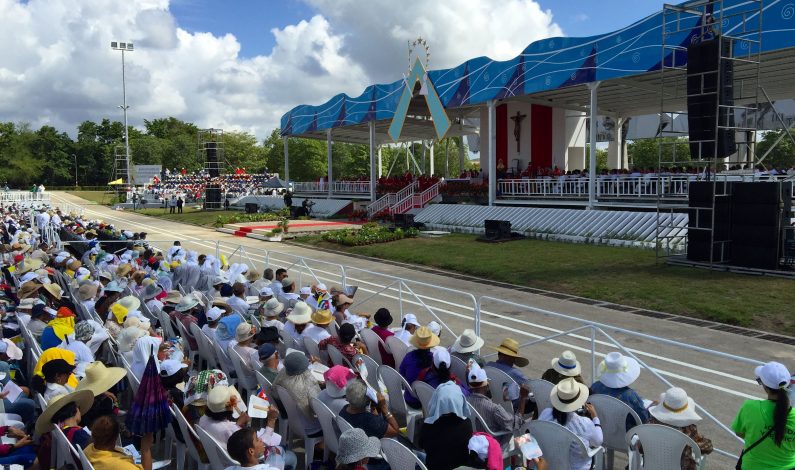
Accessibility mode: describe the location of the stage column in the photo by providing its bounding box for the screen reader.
[377,146,383,178]
[283,137,289,184]
[488,100,496,206]
[608,116,627,169]
[369,120,376,202]
[327,129,333,198]
[587,82,600,209]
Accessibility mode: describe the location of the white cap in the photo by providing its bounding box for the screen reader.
[468,366,488,385]
[259,287,274,296]
[468,435,489,462]
[206,306,224,322]
[402,313,420,328]
[0,339,23,361]
[299,286,312,295]
[19,272,37,284]
[756,362,791,390]
[160,359,188,377]
[427,320,441,336]
[432,348,451,368]
[316,283,327,291]
[55,256,66,263]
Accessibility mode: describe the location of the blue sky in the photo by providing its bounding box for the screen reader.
[171,0,667,59]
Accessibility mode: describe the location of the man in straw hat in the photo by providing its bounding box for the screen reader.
[260,298,285,331]
[307,309,333,342]
[647,387,713,470]
[399,326,441,408]
[35,390,95,455]
[232,322,260,370]
[282,301,323,351]
[485,338,531,406]
[451,328,485,368]
[539,377,603,470]
[590,351,650,424]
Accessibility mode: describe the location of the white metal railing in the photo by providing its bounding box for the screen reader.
[292,181,371,194]
[391,194,415,215]
[367,180,419,217]
[0,191,51,204]
[498,174,795,201]
[413,181,441,208]
[367,194,395,218]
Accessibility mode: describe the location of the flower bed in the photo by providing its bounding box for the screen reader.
[214,209,289,227]
[321,222,418,246]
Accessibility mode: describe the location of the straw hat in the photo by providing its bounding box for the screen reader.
[311,309,333,326]
[286,302,312,325]
[116,295,141,313]
[409,326,440,350]
[451,329,484,354]
[17,258,43,274]
[67,259,82,271]
[263,298,284,317]
[175,295,199,312]
[35,390,95,435]
[75,361,127,396]
[245,270,261,282]
[494,338,529,367]
[18,282,42,299]
[550,377,590,413]
[116,263,133,278]
[164,291,182,305]
[77,283,98,302]
[235,322,256,343]
[207,385,244,413]
[551,351,582,377]
[648,387,702,427]
[596,352,641,389]
[335,294,354,307]
[42,283,64,299]
[212,298,234,314]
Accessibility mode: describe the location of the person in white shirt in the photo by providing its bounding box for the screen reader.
[278,278,300,308]
[269,268,287,296]
[261,299,285,331]
[298,286,317,312]
[394,313,421,345]
[227,282,250,317]
[40,359,76,401]
[35,208,50,231]
[305,310,332,343]
[282,302,325,352]
[539,378,603,470]
[202,306,225,338]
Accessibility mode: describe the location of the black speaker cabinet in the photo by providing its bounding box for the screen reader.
[245,203,259,214]
[205,142,220,177]
[394,213,415,230]
[484,219,512,240]
[205,184,222,209]
[686,37,736,159]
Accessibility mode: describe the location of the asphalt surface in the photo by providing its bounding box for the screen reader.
[51,191,792,467]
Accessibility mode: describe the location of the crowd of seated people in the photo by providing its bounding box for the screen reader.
[0,202,792,470]
[141,169,279,203]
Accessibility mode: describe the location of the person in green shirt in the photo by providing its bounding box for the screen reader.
[732,361,795,470]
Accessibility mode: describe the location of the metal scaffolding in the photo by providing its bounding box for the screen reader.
[656,0,764,265]
[198,128,225,210]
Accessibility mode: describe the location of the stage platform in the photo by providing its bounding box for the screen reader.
[666,255,795,279]
[217,219,361,241]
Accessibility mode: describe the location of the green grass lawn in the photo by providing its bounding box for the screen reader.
[133,207,242,227]
[66,191,115,205]
[298,233,795,334]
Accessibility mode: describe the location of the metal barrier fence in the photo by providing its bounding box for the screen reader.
[292,181,372,194]
[0,191,50,204]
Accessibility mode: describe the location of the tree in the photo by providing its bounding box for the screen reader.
[755,130,795,170]
[627,137,691,170]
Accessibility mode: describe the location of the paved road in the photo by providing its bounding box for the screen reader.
[51,191,790,467]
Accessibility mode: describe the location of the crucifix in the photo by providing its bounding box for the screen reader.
[510,111,527,152]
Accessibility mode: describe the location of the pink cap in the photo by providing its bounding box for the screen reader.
[323,365,355,390]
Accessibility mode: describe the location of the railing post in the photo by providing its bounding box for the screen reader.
[591,326,597,381]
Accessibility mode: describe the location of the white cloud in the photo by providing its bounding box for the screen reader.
[0,0,561,139]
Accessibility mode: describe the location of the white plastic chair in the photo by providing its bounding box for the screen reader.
[325,343,352,368]
[380,437,429,470]
[170,404,210,470]
[467,402,515,455]
[311,397,340,460]
[528,378,555,415]
[302,337,323,364]
[523,420,605,470]
[189,322,217,370]
[625,424,705,470]
[335,415,353,434]
[228,347,259,401]
[385,336,408,368]
[174,319,200,366]
[195,426,238,469]
[274,385,321,469]
[484,366,518,414]
[51,425,80,469]
[589,394,642,469]
[449,354,468,383]
[211,339,237,385]
[411,380,436,417]
[378,365,422,444]
[359,328,385,365]
[77,445,96,470]
[353,353,380,391]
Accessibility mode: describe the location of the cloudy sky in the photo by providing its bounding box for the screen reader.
[0,0,663,139]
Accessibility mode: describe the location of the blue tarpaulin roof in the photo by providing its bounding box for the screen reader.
[281,0,795,139]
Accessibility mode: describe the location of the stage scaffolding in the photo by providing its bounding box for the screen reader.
[655,0,763,265]
[198,128,225,209]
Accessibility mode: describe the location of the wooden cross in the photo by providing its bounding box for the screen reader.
[510,111,527,152]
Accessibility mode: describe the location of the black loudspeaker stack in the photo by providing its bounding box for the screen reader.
[205,184,222,208]
[394,213,415,230]
[686,37,736,159]
[687,182,792,270]
[484,219,512,240]
[205,142,220,177]
[245,203,259,214]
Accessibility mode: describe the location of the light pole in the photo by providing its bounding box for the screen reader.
[111,41,133,186]
[72,153,77,187]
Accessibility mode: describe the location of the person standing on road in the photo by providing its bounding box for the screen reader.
[169,195,176,214]
[176,196,183,214]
